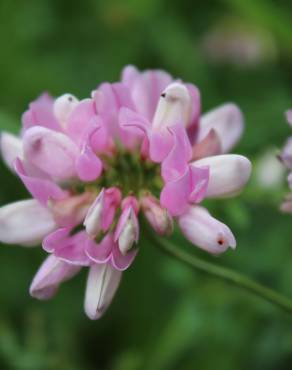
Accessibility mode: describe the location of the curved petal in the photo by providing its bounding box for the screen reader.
[119,107,150,134]
[83,189,104,238]
[15,158,69,205]
[85,234,113,264]
[75,145,103,182]
[160,169,191,216]
[111,240,138,271]
[161,125,192,181]
[30,255,81,300]
[189,166,209,203]
[191,129,222,160]
[53,93,79,129]
[149,129,174,163]
[198,103,244,153]
[114,206,139,255]
[141,195,173,236]
[0,199,56,246]
[43,227,70,253]
[178,205,236,254]
[84,263,122,320]
[152,83,192,131]
[66,99,96,145]
[122,66,173,121]
[23,126,79,180]
[22,93,60,132]
[53,231,90,266]
[192,154,252,198]
[186,83,201,144]
[0,132,23,171]
[102,187,122,231]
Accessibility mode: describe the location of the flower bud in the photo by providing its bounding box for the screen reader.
[0,199,56,246]
[115,198,139,255]
[84,263,122,320]
[141,195,173,236]
[30,255,80,300]
[178,205,236,254]
[152,83,192,130]
[53,93,79,128]
[192,154,251,198]
[83,189,105,238]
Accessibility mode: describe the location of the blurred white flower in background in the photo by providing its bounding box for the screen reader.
[255,148,285,189]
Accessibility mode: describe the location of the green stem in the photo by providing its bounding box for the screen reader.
[151,234,292,314]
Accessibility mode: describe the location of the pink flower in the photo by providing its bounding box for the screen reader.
[279,110,292,213]
[0,66,251,319]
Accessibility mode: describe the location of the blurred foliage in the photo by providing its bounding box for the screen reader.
[1,0,292,369]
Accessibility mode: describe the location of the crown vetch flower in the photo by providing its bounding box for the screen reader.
[279,110,292,213]
[0,66,251,319]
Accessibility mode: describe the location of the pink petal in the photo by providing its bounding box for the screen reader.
[95,83,141,149]
[111,240,138,271]
[160,168,191,216]
[119,107,150,134]
[161,125,192,181]
[198,103,244,153]
[75,145,103,182]
[101,187,122,231]
[121,65,140,86]
[186,83,201,144]
[192,154,252,198]
[178,205,236,254]
[23,126,79,180]
[53,231,91,266]
[85,234,113,264]
[191,129,222,160]
[189,166,209,203]
[49,192,93,228]
[0,199,56,246]
[43,227,70,253]
[22,93,60,132]
[141,195,173,236]
[149,129,174,162]
[15,158,69,205]
[30,254,81,300]
[122,67,173,121]
[66,99,96,145]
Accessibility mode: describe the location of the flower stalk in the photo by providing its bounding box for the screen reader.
[148,228,292,313]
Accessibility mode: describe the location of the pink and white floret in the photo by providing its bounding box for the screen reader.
[0,66,251,319]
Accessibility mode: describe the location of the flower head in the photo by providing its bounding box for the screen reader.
[279,110,292,213]
[0,66,251,319]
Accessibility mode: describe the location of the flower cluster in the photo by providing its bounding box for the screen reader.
[0,66,251,319]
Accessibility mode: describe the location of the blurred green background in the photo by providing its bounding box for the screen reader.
[1,0,292,369]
